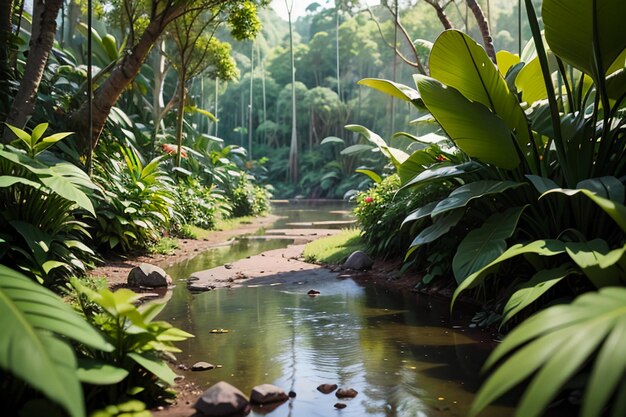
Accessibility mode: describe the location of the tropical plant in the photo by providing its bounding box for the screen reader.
[0,123,99,285]
[92,146,179,252]
[0,265,112,417]
[72,279,193,408]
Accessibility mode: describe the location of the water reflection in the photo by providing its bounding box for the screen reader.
[157,201,512,416]
[159,278,512,417]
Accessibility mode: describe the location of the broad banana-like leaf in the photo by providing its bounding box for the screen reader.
[346,124,409,166]
[496,50,521,77]
[415,76,520,169]
[402,201,439,227]
[396,150,436,185]
[565,240,624,288]
[500,264,574,326]
[320,136,344,145]
[402,160,483,189]
[355,169,382,184]
[526,175,559,194]
[473,287,626,417]
[0,265,111,417]
[452,206,527,284]
[431,180,525,217]
[576,176,625,203]
[515,57,548,104]
[357,78,423,106]
[428,30,531,148]
[408,209,464,251]
[340,144,373,155]
[542,188,626,231]
[606,68,626,100]
[543,0,626,80]
[452,240,566,308]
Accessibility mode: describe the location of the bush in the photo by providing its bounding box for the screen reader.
[228,175,271,218]
[0,124,100,286]
[354,174,452,259]
[92,147,179,252]
[174,177,229,230]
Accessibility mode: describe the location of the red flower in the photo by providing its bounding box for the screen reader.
[436,154,447,162]
[162,143,187,158]
[364,196,374,203]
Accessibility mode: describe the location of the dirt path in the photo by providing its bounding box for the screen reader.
[89,215,281,287]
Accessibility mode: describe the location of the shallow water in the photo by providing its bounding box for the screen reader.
[158,202,514,416]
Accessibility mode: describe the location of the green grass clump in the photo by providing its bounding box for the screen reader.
[214,216,256,231]
[147,237,180,255]
[303,229,365,264]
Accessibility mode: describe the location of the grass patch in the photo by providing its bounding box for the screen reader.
[303,229,365,264]
[148,237,180,255]
[214,216,257,231]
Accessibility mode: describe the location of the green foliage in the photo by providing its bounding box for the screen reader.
[72,279,193,408]
[0,265,111,417]
[228,1,262,41]
[354,174,452,258]
[147,237,180,256]
[174,177,224,230]
[228,175,271,218]
[0,124,99,285]
[92,147,179,252]
[473,288,626,417]
[303,229,364,264]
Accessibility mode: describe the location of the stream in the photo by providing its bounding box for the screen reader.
[157,201,514,417]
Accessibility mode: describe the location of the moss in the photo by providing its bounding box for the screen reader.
[303,229,365,264]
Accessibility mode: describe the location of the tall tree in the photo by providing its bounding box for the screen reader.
[2,0,62,139]
[286,0,298,183]
[69,0,268,154]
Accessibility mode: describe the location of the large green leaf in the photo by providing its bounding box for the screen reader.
[542,188,626,231]
[429,30,531,149]
[473,288,626,417]
[415,76,520,169]
[576,176,625,203]
[396,150,436,185]
[501,264,574,326]
[127,352,177,385]
[408,209,464,250]
[431,180,525,217]
[402,161,483,189]
[357,78,423,105]
[76,358,129,385]
[345,124,409,167]
[452,240,566,307]
[565,240,624,288]
[543,0,626,80]
[452,206,526,284]
[0,265,111,417]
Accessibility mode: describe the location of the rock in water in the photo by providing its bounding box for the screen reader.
[191,362,215,371]
[317,383,338,394]
[127,263,172,287]
[334,403,347,409]
[250,384,289,404]
[342,251,373,271]
[336,388,358,398]
[194,381,249,416]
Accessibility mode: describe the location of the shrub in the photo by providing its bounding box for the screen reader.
[354,174,452,259]
[228,175,271,218]
[92,146,179,252]
[0,123,100,286]
[174,177,228,230]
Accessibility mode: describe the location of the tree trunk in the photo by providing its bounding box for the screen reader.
[2,0,61,140]
[465,0,496,63]
[286,1,298,184]
[152,41,166,145]
[71,4,184,153]
[175,72,186,167]
[0,0,13,82]
[335,7,341,100]
[425,0,453,29]
[248,42,254,160]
